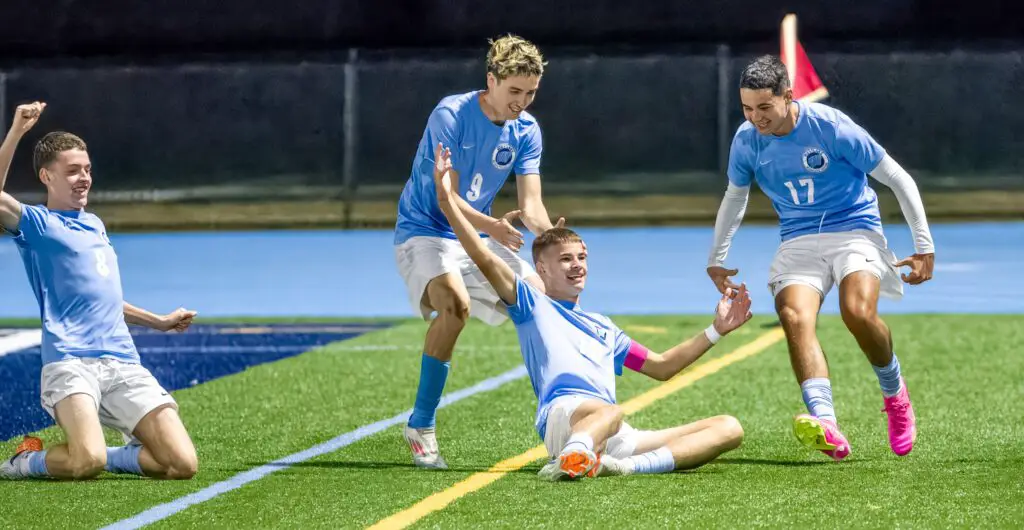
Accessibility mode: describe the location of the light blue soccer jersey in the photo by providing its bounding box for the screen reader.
[11,204,139,365]
[728,101,887,241]
[394,90,543,245]
[505,276,641,440]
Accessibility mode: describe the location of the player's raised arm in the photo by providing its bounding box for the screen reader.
[635,285,753,381]
[124,302,198,333]
[432,142,518,305]
[0,102,46,232]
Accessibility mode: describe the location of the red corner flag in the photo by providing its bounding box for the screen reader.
[781,14,828,102]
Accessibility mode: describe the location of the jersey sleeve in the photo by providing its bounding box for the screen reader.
[514,124,542,175]
[505,274,540,324]
[726,129,755,187]
[426,106,461,162]
[832,112,886,174]
[611,324,650,376]
[12,204,50,245]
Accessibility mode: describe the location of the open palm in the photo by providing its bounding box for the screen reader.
[713,283,753,335]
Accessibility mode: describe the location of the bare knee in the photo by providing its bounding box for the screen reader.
[777,304,813,333]
[68,446,106,479]
[840,296,877,330]
[607,405,625,429]
[713,415,744,450]
[166,454,198,480]
[431,285,470,327]
[159,449,198,480]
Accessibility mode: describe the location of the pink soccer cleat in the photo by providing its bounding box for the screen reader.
[793,414,851,461]
[882,377,917,456]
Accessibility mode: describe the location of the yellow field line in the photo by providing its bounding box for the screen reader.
[368,327,786,530]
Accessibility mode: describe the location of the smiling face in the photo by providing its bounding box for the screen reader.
[34,132,92,210]
[532,228,588,300]
[482,34,546,122]
[485,73,541,121]
[740,87,793,136]
[738,55,796,136]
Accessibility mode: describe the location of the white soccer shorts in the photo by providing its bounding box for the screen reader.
[542,394,649,460]
[394,235,538,326]
[40,357,177,438]
[768,229,904,300]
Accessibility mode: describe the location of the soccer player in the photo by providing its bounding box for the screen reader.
[0,102,200,480]
[430,142,751,480]
[707,55,935,460]
[394,35,563,469]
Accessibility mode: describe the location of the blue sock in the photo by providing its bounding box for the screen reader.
[408,354,450,429]
[873,354,903,397]
[105,445,144,476]
[26,450,49,477]
[801,378,836,422]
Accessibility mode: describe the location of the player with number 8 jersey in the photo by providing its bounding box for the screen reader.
[393,35,563,470]
[0,102,200,482]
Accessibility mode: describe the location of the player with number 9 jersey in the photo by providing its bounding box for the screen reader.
[393,35,563,471]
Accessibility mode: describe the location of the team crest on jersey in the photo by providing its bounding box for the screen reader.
[802,148,829,173]
[491,143,516,170]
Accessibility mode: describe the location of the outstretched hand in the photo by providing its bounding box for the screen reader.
[707,266,741,298]
[712,283,753,335]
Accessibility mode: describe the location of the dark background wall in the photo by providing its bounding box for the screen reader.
[0,0,1018,61]
[0,1,1021,194]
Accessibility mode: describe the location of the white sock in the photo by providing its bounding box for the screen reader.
[561,433,594,454]
[623,447,675,475]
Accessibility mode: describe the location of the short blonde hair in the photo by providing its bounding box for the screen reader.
[486,34,545,81]
[532,227,583,263]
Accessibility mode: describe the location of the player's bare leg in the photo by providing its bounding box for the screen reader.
[129,405,198,479]
[838,272,892,365]
[405,273,470,469]
[776,285,851,460]
[1,394,106,480]
[539,400,623,480]
[839,271,917,455]
[422,273,471,364]
[776,285,828,382]
[590,415,744,477]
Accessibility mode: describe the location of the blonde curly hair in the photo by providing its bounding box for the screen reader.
[486,34,546,81]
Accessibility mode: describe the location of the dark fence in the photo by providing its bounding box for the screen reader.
[3,47,1022,199]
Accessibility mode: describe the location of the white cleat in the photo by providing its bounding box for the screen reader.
[404,426,449,470]
[0,437,43,480]
[0,452,32,480]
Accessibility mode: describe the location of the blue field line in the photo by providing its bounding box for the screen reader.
[101,364,529,530]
